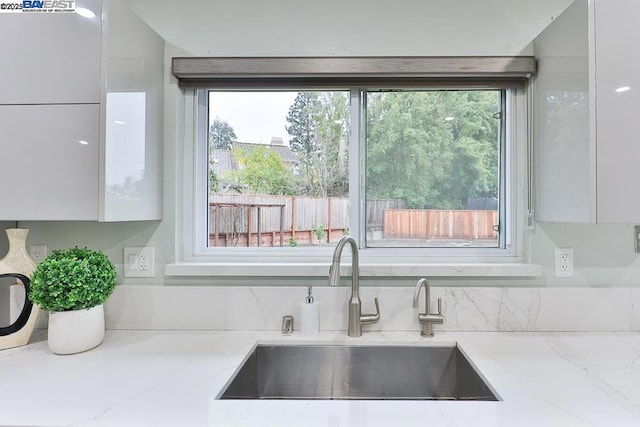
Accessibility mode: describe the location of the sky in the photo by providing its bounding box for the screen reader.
[208,91,298,146]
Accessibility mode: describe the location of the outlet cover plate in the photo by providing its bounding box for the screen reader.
[554,248,574,278]
[124,247,155,277]
[29,245,48,263]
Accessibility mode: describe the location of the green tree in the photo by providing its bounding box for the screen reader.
[227,146,297,195]
[209,169,220,193]
[286,92,320,185]
[210,117,237,149]
[286,92,349,197]
[366,90,500,209]
[209,117,236,194]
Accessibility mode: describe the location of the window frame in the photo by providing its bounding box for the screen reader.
[170,57,535,277]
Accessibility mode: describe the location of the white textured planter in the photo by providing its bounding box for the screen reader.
[47,304,105,355]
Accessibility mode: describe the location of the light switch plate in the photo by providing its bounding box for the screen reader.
[124,247,155,277]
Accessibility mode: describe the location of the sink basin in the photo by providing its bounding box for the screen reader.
[218,344,498,401]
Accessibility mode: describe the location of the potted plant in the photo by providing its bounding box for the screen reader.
[28,247,117,355]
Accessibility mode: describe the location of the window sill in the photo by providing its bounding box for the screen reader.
[165,262,541,278]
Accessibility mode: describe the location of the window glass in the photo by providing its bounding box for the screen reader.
[208,91,350,248]
[207,89,506,251]
[365,90,503,248]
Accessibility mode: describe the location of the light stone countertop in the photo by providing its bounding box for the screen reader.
[2,330,640,426]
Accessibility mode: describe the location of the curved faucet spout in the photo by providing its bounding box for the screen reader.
[328,235,379,337]
[328,236,359,294]
[413,277,443,338]
[413,278,429,310]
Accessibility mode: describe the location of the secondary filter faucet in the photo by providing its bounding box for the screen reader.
[412,278,444,337]
[328,235,380,337]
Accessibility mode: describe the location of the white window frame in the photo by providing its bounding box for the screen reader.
[167,57,540,277]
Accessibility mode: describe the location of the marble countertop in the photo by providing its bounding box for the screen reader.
[2,330,640,426]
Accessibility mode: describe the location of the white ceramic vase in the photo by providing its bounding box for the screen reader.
[48,304,105,355]
[0,228,41,351]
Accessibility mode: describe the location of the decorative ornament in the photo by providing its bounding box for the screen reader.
[0,228,40,350]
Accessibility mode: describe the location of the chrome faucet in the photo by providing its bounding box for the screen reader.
[412,278,443,337]
[328,235,380,337]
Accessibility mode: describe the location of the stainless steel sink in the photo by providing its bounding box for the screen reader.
[218,344,498,401]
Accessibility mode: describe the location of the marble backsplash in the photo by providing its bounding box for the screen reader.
[102,285,640,333]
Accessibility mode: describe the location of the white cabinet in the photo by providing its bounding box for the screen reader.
[0,0,101,104]
[0,105,99,220]
[0,0,163,222]
[99,0,163,221]
[592,0,640,223]
[533,0,640,223]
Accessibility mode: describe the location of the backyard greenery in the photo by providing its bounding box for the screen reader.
[210,90,500,210]
[366,91,500,209]
[228,145,297,195]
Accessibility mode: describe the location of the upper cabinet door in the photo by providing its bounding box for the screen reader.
[0,104,100,221]
[533,0,594,223]
[0,0,102,105]
[0,0,162,222]
[99,0,164,221]
[593,0,640,223]
[533,0,640,223]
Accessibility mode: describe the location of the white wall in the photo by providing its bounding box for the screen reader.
[18,0,640,288]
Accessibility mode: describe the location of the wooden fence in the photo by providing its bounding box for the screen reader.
[366,198,406,231]
[209,194,349,246]
[209,194,497,246]
[382,209,498,239]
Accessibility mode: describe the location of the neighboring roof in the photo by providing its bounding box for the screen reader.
[210,150,246,192]
[210,149,234,176]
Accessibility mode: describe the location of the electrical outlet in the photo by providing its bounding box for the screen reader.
[139,250,151,271]
[124,247,155,277]
[554,248,574,277]
[29,245,48,263]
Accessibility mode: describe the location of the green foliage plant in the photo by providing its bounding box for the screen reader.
[286,91,349,197]
[366,90,500,209]
[288,236,298,247]
[228,146,297,195]
[311,224,327,242]
[29,247,117,312]
[209,169,220,193]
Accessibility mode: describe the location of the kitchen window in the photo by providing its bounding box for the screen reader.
[170,57,535,274]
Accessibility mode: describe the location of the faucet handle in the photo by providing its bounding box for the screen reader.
[436,298,442,315]
[361,297,380,325]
